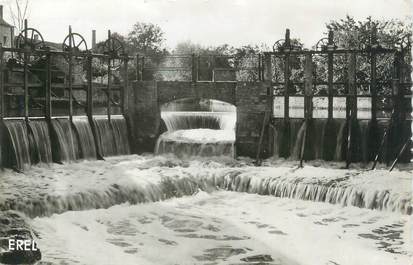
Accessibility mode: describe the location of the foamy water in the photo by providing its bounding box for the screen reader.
[32,191,411,265]
[1,155,412,265]
[156,110,237,157]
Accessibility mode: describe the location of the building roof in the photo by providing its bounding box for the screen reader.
[0,17,13,28]
[44,41,63,51]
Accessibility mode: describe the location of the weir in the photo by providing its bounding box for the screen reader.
[155,99,237,158]
[0,19,411,265]
[0,22,133,170]
[50,118,79,162]
[28,119,53,164]
[72,117,97,160]
[2,161,410,218]
[94,115,130,157]
[3,119,31,170]
[0,24,411,170]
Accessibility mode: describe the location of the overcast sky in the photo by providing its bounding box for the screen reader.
[1,0,411,50]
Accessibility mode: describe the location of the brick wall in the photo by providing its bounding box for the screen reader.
[128,80,271,157]
[235,82,270,157]
[128,81,161,153]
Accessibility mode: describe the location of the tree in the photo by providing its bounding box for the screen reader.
[325,15,411,50]
[8,0,29,32]
[166,42,271,82]
[318,16,412,96]
[127,22,165,55]
[90,22,168,81]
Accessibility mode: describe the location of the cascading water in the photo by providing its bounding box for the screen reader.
[290,120,306,159]
[155,98,237,158]
[155,128,236,157]
[155,111,236,158]
[334,120,347,161]
[271,118,355,161]
[161,111,233,131]
[111,116,130,155]
[94,115,130,157]
[72,117,97,159]
[358,119,371,162]
[310,119,329,159]
[94,116,117,157]
[3,119,31,170]
[2,157,410,217]
[51,118,79,162]
[28,119,53,164]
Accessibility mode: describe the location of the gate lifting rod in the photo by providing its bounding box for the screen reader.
[299,121,308,168]
[255,87,272,166]
[345,109,353,169]
[389,139,411,172]
[371,108,396,170]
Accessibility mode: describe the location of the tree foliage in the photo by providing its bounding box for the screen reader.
[325,15,411,50]
[127,22,166,55]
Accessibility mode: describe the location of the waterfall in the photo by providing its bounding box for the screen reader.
[72,117,97,159]
[311,119,329,159]
[271,119,351,161]
[155,111,236,158]
[161,111,236,131]
[4,164,410,218]
[155,129,235,157]
[94,117,117,157]
[358,120,371,162]
[50,118,79,162]
[290,121,306,159]
[94,115,130,157]
[334,120,347,161]
[111,116,131,155]
[288,119,305,159]
[3,119,31,170]
[28,119,53,164]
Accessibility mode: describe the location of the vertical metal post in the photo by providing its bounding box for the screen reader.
[264,53,273,117]
[87,52,103,160]
[191,53,196,82]
[141,56,145,81]
[392,52,401,120]
[261,54,266,81]
[136,54,140,81]
[370,27,378,121]
[107,58,112,121]
[23,19,29,120]
[300,53,314,167]
[347,53,357,119]
[304,53,313,119]
[0,44,4,120]
[264,53,272,83]
[346,53,357,167]
[211,55,215,82]
[86,52,93,118]
[68,26,73,122]
[45,54,51,121]
[107,30,112,122]
[327,30,334,119]
[122,57,129,115]
[284,29,291,120]
[196,55,200,81]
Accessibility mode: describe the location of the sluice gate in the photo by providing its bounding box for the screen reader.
[133,29,412,166]
[0,21,131,170]
[0,21,411,170]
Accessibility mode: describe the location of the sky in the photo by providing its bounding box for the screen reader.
[0,0,412,50]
